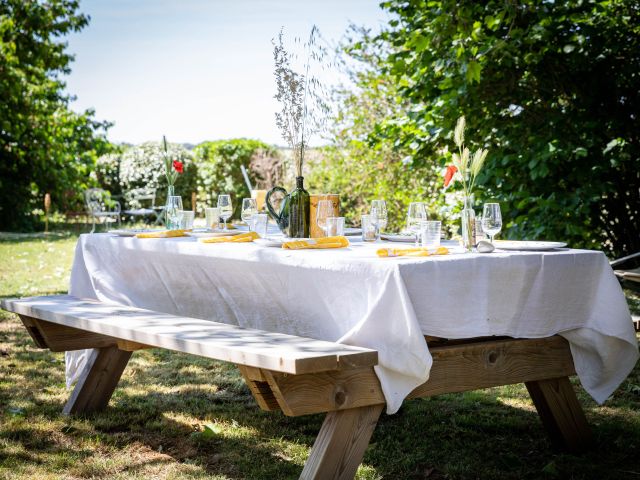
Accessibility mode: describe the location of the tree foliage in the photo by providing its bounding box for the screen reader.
[345,0,639,256]
[308,26,445,231]
[0,0,112,230]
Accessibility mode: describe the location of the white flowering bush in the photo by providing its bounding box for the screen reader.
[118,142,197,208]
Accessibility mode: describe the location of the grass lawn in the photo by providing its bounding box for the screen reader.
[0,232,639,479]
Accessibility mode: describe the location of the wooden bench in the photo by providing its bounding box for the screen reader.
[1,295,593,479]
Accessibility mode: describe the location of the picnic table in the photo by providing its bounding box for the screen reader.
[4,232,639,478]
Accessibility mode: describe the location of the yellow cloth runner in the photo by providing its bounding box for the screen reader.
[200,231,259,243]
[377,246,450,257]
[282,236,350,250]
[136,229,189,238]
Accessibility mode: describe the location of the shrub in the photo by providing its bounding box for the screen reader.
[118,142,197,209]
[194,139,281,216]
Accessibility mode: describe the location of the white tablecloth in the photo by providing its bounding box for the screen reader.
[67,234,639,414]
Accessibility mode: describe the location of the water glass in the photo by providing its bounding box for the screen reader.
[370,200,388,232]
[482,203,502,243]
[326,217,345,236]
[316,199,333,237]
[165,195,183,230]
[241,198,258,230]
[217,194,233,231]
[407,202,428,246]
[205,207,220,230]
[420,220,441,248]
[252,213,268,238]
[179,210,195,230]
[361,214,379,242]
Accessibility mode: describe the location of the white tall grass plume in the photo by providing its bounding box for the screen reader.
[449,115,489,199]
[454,116,465,148]
[273,26,330,178]
[471,148,488,178]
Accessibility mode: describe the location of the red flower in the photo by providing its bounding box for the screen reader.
[444,165,457,187]
[173,160,184,174]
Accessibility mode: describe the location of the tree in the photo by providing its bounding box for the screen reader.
[360,0,639,257]
[309,26,444,231]
[0,0,111,231]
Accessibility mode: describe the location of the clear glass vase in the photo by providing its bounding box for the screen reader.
[165,185,178,229]
[461,195,476,252]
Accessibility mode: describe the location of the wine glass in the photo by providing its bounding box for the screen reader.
[482,203,502,243]
[241,198,258,230]
[217,194,233,231]
[165,195,183,230]
[316,200,333,237]
[370,199,388,232]
[407,202,428,246]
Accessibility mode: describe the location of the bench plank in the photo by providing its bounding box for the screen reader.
[1,295,377,375]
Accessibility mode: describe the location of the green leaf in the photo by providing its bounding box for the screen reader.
[466,61,482,83]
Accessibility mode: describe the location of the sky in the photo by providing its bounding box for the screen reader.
[65,0,390,147]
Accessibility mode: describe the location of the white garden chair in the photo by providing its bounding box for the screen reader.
[122,188,159,224]
[84,188,121,233]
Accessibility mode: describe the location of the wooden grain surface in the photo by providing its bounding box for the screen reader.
[265,336,576,416]
[2,295,377,375]
[300,404,384,480]
[63,346,132,415]
[526,377,593,452]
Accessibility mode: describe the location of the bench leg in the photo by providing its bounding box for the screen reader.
[525,377,593,452]
[63,346,132,415]
[300,404,384,480]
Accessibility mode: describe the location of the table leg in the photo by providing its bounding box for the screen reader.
[525,376,593,452]
[300,404,384,480]
[63,346,132,415]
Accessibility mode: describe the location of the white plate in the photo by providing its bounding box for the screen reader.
[185,229,244,238]
[380,233,416,243]
[344,227,362,236]
[493,240,567,251]
[109,229,161,237]
[254,238,285,248]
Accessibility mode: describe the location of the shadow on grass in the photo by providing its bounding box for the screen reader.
[0,231,79,244]
[0,289,68,301]
[1,313,639,479]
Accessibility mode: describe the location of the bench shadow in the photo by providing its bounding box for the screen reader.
[2,320,639,479]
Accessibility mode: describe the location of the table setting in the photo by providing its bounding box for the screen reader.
[66,117,637,416]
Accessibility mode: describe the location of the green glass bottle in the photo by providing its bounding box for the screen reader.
[288,176,310,238]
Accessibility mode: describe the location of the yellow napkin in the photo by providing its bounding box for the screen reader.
[136,229,189,238]
[200,231,259,243]
[377,246,450,257]
[282,236,350,250]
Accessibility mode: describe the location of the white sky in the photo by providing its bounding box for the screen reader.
[65,0,389,146]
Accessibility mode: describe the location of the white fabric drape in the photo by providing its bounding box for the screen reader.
[67,234,639,413]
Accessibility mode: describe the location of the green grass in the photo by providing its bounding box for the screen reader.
[1,233,639,479]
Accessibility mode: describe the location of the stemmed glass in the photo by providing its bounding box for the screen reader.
[482,203,502,243]
[165,195,184,230]
[407,202,428,246]
[370,199,388,233]
[217,194,233,231]
[316,200,333,237]
[241,198,258,230]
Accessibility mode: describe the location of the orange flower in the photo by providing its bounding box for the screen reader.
[444,165,457,187]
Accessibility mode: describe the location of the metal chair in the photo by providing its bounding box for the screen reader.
[123,188,159,224]
[84,188,121,233]
[612,252,640,290]
[611,251,640,331]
